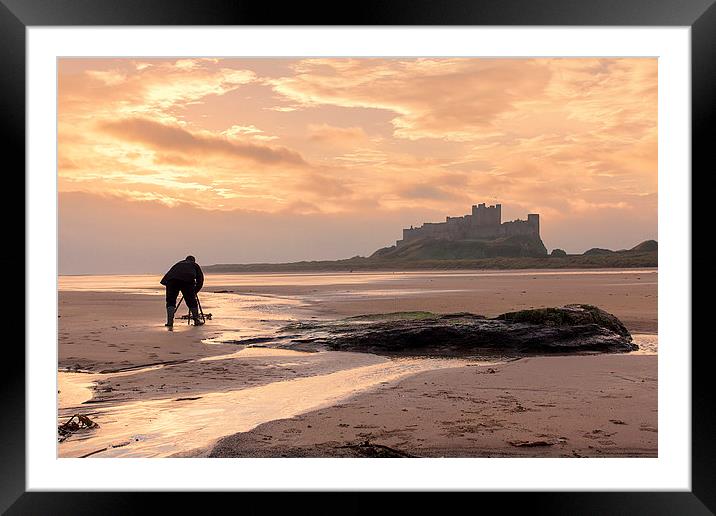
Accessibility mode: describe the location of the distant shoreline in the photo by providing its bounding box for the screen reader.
[58,265,659,278]
[204,251,657,274]
[57,251,658,276]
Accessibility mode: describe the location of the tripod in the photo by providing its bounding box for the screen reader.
[175,292,212,325]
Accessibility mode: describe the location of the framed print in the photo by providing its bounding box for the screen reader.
[4,0,712,512]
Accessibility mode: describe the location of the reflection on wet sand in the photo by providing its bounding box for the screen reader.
[58,350,472,458]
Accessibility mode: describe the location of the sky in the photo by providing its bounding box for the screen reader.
[58,57,657,274]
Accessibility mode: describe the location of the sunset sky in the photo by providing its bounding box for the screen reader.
[58,58,657,274]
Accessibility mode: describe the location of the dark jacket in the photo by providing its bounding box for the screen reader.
[160,260,204,291]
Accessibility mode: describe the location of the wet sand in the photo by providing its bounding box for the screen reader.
[58,269,657,458]
[289,269,658,334]
[58,290,306,372]
[202,354,657,458]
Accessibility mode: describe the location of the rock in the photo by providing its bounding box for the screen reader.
[279,305,637,356]
[496,304,631,338]
[550,248,567,257]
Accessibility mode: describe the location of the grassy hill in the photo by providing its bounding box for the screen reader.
[629,240,658,252]
[371,234,548,260]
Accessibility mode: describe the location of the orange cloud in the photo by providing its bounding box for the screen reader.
[59,58,255,120]
[271,58,553,141]
[308,123,368,146]
[100,117,307,166]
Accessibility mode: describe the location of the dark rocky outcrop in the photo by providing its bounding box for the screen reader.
[371,234,548,260]
[278,305,637,356]
[496,305,631,338]
[550,248,567,257]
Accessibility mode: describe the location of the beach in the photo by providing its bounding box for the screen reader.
[58,269,657,458]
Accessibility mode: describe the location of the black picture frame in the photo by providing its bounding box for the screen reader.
[2,0,711,512]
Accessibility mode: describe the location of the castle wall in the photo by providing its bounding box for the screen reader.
[397,204,539,246]
[465,225,504,238]
[501,219,538,236]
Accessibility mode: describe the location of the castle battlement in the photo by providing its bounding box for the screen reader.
[397,203,540,246]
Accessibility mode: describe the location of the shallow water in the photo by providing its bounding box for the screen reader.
[631,334,658,355]
[58,350,477,458]
[58,268,658,291]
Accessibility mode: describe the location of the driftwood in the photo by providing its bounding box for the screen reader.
[58,414,99,442]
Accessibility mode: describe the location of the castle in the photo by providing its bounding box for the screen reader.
[397,203,540,246]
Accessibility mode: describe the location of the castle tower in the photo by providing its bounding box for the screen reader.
[472,203,486,225]
[471,202,502,226]
[528,213,540,235]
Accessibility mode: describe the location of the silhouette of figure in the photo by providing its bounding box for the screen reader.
[160,255,204,327]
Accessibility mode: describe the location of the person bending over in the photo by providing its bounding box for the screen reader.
[160,255,205,327]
